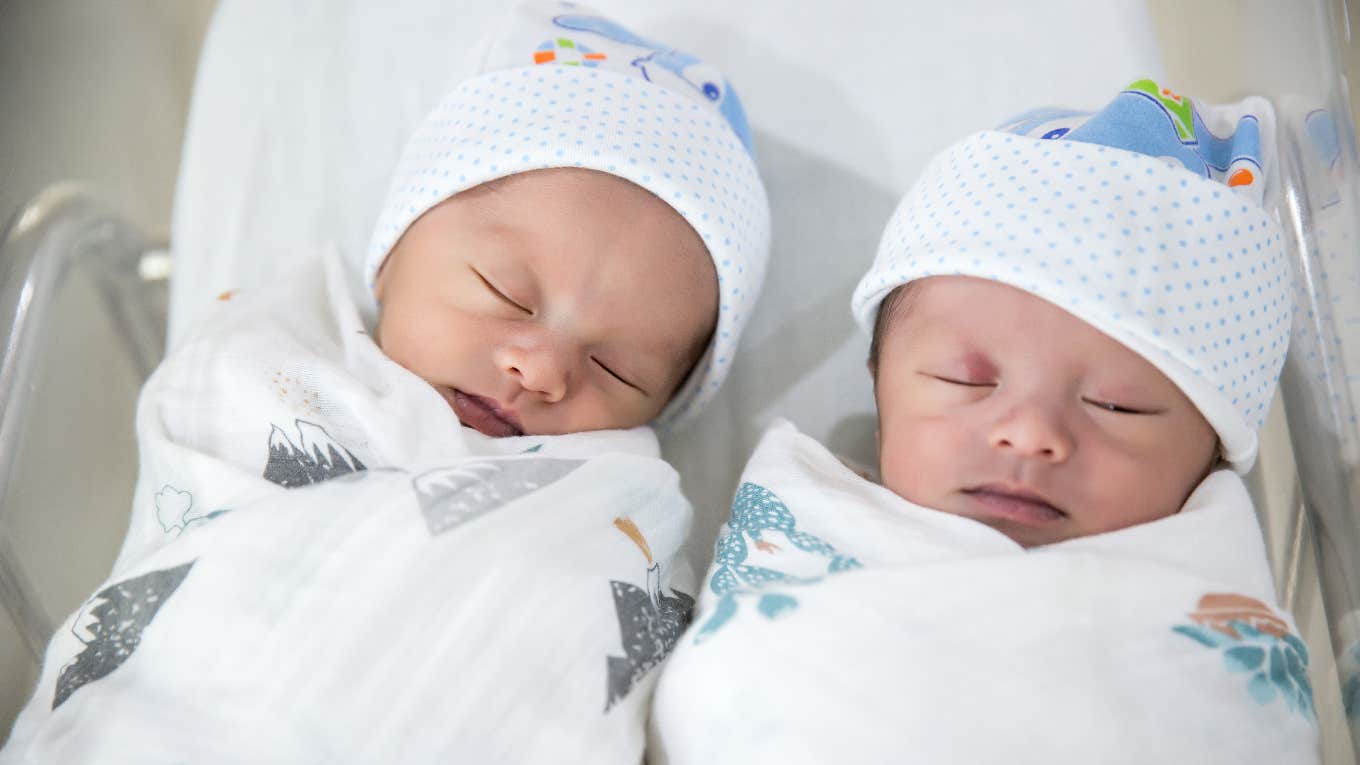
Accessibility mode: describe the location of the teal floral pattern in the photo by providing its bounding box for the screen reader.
[1172,593,1314,720]
[694,482,860,643]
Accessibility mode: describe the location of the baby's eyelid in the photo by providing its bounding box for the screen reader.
[471,266,531,314]
[593,356,647,396]
[921,372,995,388]
[1082,397,1157,415]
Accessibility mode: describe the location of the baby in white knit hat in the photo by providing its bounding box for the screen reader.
[0,5,770,761]
[366,1,769,437]
[649,83,1316,765]
[853,79,1291,548]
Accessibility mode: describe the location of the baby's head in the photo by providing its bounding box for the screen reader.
[366,2,769,437]
[853,81,1292,547]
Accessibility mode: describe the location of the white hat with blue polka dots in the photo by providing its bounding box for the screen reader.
[365,1,769,429]
[852,82,1291,472]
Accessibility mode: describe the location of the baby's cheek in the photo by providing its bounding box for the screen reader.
[1096,417,1214,491]
[377,313,450,383]
[562,389,656,433]
[887,375,985,418]
[1080,454,1181,533]
[877,418,939,499]
[373,313,414,362]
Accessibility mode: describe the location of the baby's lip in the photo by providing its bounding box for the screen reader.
[445,388,525,437]
[962,482,1067,526]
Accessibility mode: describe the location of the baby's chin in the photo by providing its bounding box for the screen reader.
[967,516,1073,549]
[912,490,1077,548]
[965,510,1181,549]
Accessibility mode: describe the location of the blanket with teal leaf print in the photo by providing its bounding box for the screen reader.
[650,419,1320,765]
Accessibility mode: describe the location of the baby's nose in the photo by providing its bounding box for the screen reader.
[496,334,571,403]
[987,402,1074,463]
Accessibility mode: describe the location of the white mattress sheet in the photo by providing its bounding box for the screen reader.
[169,0,1165,573]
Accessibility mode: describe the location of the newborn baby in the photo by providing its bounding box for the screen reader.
[650,81,1319,765]
[2,3,768,762]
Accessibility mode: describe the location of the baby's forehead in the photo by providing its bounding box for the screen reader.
[895,276,1051,328]
[894,276,1137,357]
[890,278,1187,394]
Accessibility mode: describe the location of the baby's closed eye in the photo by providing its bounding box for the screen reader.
[470,266,532,314]
[1082,397,1163,416]
[592,356,648,396]
[920,372,995,388]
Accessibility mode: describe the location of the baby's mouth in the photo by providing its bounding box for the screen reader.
[961,483,1067,526]
[444,388,525,437]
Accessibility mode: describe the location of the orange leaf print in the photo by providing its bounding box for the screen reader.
[1188,593,1288,638]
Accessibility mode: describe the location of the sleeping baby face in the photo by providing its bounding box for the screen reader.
[374,168,718,436]
[872,276,1219,548]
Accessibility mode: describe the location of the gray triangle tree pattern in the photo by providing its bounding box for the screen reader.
[412,458,584,536]
[53,561,195,709]
[605,564,694,711]
[263,419,366,488]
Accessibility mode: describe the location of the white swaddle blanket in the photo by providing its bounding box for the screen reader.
[649,420,1320,764]
[3,248,696,763]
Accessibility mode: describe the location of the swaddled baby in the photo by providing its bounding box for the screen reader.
[2,3,768,763]
[650,82,1319,764]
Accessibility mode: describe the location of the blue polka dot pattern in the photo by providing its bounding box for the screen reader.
[851,131,1291,471]
[365,64,769,429]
